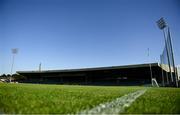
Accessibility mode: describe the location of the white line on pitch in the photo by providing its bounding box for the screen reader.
[79,89,147,114]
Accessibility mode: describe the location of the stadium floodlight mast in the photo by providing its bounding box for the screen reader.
[148,48,153,86]
[156,17,178,87]
[10,48,18,82]
[39,62,42,71]
[156,18,173,83]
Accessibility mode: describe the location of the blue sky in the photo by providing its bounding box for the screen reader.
[0,0,180,74]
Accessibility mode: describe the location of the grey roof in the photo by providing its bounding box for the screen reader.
[17,63,160,74]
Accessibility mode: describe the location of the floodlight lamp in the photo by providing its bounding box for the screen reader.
[12,48,18,54]
[157,17,167,30]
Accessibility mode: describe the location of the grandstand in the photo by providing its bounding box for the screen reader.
[17,63,176,86]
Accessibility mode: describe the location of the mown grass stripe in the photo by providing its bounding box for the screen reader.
[79,89,147,114]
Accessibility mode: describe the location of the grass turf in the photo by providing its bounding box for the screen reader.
[0,83,142,114]
[124,87,180,114]
[1,83,180,114]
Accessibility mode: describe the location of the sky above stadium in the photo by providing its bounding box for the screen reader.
[0,0,180,74]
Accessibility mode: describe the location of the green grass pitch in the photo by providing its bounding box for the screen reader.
[0,83,180,114]
[124,87,180,114]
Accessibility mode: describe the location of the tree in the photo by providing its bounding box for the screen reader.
[0,74,7,78]
[12,74,26,81]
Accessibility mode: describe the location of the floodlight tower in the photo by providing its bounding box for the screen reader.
[156,18,178,87]
[10,48,18,82]
[148,48,153,86]
[39,63,42,71]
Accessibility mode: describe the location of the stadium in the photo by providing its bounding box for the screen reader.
[1,0,180,113]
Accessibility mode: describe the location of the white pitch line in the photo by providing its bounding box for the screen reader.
[79,89,147,114]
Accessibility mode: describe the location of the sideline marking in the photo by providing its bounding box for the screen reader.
[79,89,147,114]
